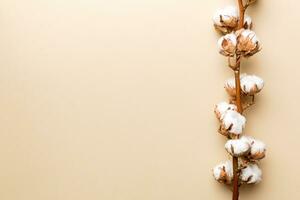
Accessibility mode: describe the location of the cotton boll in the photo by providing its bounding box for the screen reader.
[240,136,254,145]
[243,15,253,29]
[250,139,266,160]
[240,163,262,184]
[218,33,237,57]
[213,6,238,26]
[236,29,261,57]
[213,160,233,184]
[214,102,237,121]
[225,139,250,157]
[224,74,247,96]
[241,136,266,160]
[213,6,239,34]
[221,110,246,135]
[224,77,236,96]
[241,75,264,95]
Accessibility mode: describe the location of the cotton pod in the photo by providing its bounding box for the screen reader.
[218,33,237,57]
[213,6,239,34]
[241,75,264,95]
[225,139,250,157]
[220,110,246,135]
[240,163,262,184]
[214,102,237,121]
[236,29,261,57]
[241,136,266,160]
[224,74,247,96]
[224,77,236,96]
[213,160,233,184]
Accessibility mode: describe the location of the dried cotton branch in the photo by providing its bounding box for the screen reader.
[212,0,266,199]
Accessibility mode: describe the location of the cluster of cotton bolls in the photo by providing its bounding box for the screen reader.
[212,5,266,186]
[225,136,266,161]
[213,104,266,185]
[213,101,266,185]
[214,6,261,58]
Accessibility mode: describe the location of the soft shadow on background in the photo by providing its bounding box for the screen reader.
[0,0,299,199]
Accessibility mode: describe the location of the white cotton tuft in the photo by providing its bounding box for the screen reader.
[213,6,238,26]
[214,102,237,121]
[213,6,239,34]
[240,163,262,184]
[213,160,233,184]
[217,33,237,57]
[241,75,264,95]
[218,33,237,47]
[241,136,266,160]
[236,29,261,57]
[244,15,253,29]
[225,139,250,156]
[240,29,260,43]
[225,73,247,88]
[221,110,246,135]
[251,139,266,156]
[225,77,236,89]
[224,74,247,96]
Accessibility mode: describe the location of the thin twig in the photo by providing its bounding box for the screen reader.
[243,95,255,110]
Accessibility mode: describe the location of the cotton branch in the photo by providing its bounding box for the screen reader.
[212,1,266,200]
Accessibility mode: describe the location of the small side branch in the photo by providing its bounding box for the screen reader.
[237,0,245,29]
[244,0,257,9]
[243,95,255,110]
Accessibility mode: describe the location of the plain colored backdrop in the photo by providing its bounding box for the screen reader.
[0,0,299,199]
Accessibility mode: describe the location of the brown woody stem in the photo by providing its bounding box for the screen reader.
[232,64,242,200]
[238,0,245,29]
[232,1,246,200]
[234,67,243,113]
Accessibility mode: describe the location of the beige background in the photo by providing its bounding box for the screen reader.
[0,0,299,199]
